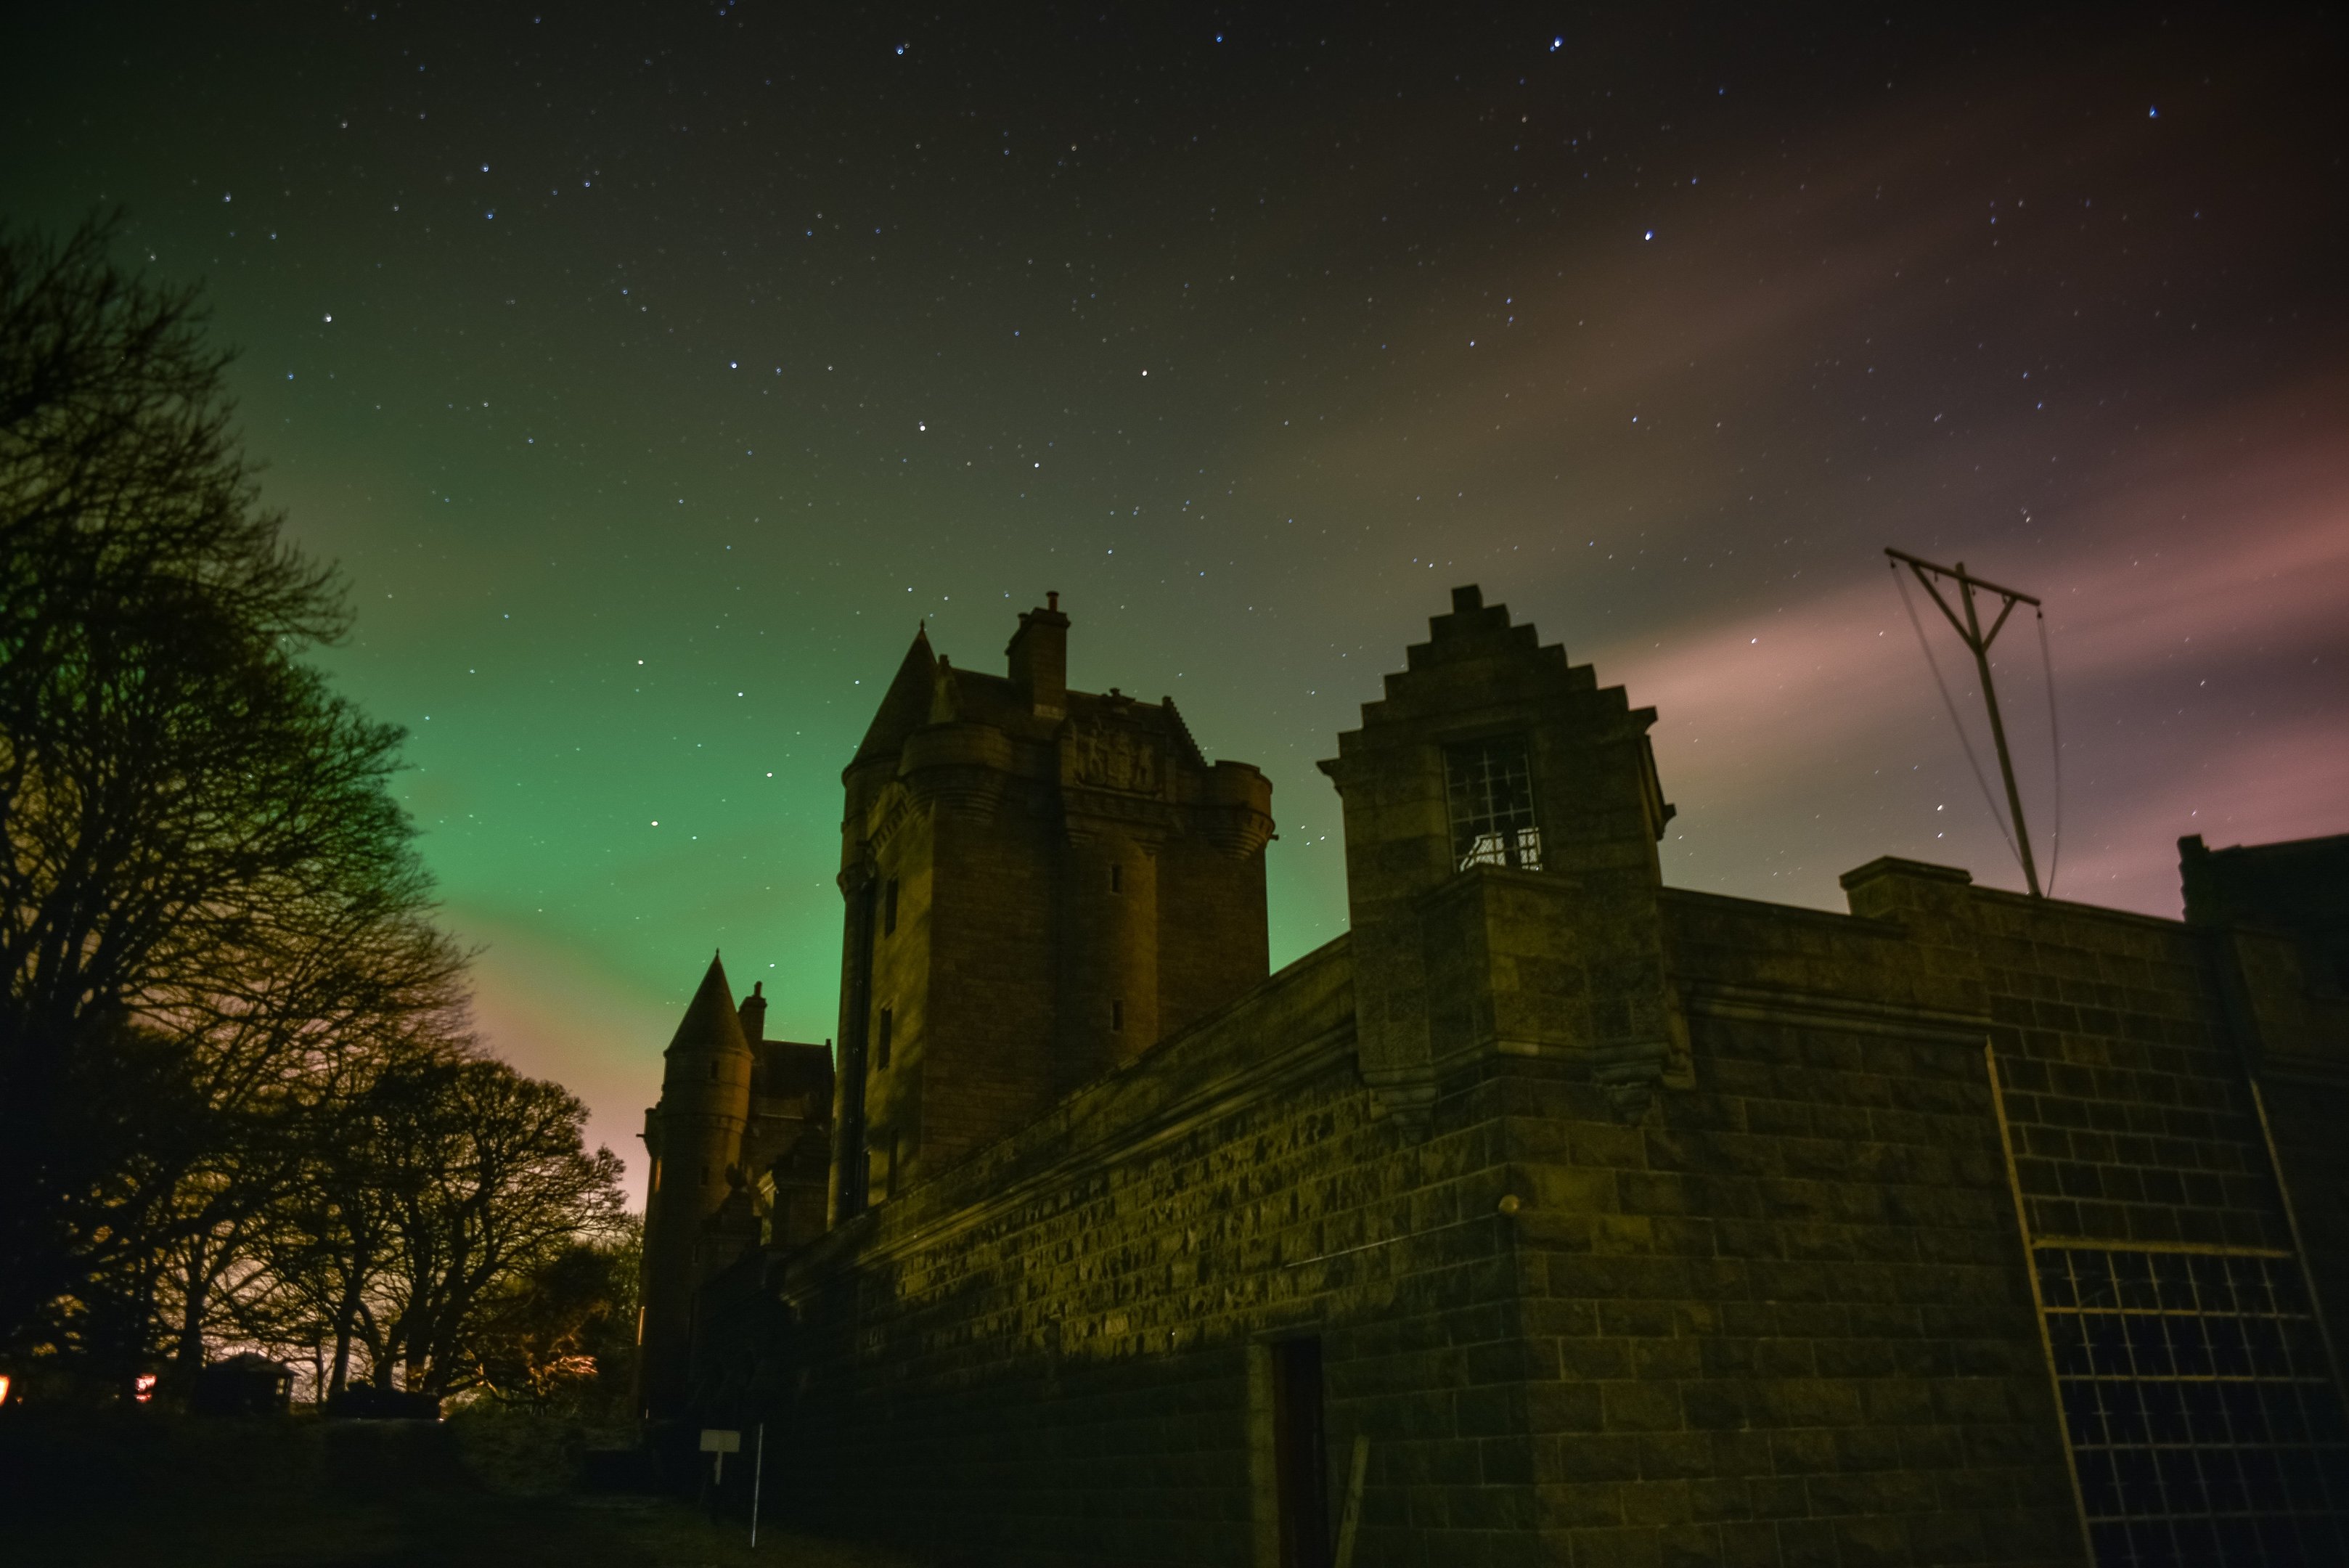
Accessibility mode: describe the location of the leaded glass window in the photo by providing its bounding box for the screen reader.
[2038,1244,2349,1565]
[1444,737,1543,873]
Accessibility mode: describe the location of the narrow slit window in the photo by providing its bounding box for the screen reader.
[877,1005,894,1070]
[1444,736,1543,872]
[1112,999,1125,1033]
[883,877,899,936]
[1109,862,1124,894]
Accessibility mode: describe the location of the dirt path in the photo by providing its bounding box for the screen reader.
[20,1489,931,1567]
[4,1413,933,1568]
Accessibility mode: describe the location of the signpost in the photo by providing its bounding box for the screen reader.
[700,1425,767,1549]
[750,1423,767,1548]
[698,1426,740,1485]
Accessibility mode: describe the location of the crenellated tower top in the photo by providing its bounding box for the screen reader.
[828,595,1274,1220]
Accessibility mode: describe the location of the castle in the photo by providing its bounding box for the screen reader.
[639,588,2349,1566]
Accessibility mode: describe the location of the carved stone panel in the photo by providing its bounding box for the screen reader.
[1066,722,1161,796]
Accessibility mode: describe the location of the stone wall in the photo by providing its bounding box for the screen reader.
[2203,918,2349,1368]
[748,857,2342,1566]
[904,793,1063,1178]
[1619,882,2083,1565]
[1153,829,1272,1045]
[773,938,1560,1566]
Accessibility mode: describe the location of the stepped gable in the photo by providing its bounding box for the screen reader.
[665,952,751,1058]
[849,625,937,768]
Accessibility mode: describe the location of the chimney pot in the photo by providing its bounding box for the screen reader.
[1007,594,1069,716]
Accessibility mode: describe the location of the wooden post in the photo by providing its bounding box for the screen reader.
[1887,548,2046,897]
[1333,1434,1370,1568]
[750,1421,765,1548]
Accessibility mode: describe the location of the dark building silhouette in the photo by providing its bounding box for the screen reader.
[638,589,2349,1565]
[2182,830,2349,997]
[635,960,830,1421]
[191,1353,293,1417]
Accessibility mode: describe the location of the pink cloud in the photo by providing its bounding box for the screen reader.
[449,910,678,1210]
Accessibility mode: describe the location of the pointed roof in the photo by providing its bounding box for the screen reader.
[665,952,751,1057]
[851,624,936,767]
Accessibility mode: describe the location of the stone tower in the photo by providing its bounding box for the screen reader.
[1318,584,1686,1121]
[634,952,753,1420]
[830,596,1275,1219]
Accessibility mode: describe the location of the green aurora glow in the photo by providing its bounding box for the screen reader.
[8,7,2345,1196]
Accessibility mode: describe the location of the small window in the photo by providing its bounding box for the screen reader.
[700,1164,711,1186]
[877,1005,894,1069]
[887,1132,903,1201]
[1445,736,1543,872]
[1112,999,1125,1033]
[708,1061,718,1081]
[1109,863,1124,894]
[650,1159,661,1195]
[883,876,899,935]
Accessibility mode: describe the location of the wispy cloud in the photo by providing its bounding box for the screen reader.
[451,909,677,1204]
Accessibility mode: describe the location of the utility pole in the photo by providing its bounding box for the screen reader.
[1885,548,2045,898]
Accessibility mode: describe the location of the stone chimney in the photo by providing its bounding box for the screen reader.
[740,980,767,1045]
[1006,592,1069,719]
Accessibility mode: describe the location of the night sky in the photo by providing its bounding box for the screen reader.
[7,6,2344,1200]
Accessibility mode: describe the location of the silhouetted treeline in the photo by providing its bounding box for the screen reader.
[0,215,626,1407]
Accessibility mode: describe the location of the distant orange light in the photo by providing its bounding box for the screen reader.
[134,1374,157,1402]
[0,1373,12,1406]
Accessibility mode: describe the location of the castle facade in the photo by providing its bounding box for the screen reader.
[638,588,2349,1566]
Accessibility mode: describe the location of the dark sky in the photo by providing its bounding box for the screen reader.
[7,4,2344,1196]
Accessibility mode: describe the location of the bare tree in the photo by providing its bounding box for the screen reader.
[219,1046,626,1403]
[144,924,470,1388]
[0,213,448,1381]
[374,1059,626,1395]
[237,1033,461,1395]
[0,216,624,1406]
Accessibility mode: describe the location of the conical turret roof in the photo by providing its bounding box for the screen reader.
[665,952,751,1057]
[851,624,937,767]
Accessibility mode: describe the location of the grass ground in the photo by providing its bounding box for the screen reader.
[1,1406,931,1567]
